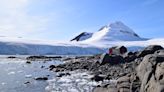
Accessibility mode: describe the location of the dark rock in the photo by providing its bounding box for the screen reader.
[109,46,127,55]
[91,75,105,82]
[137,45,163,58]
[24,81,30,84]
[26,56,47,60]
[154,50,164,55]
[70,32,93,41]
[41,66,45,68]
[26,55,62,61]
[49,65,56,70]
[100,53,124,65]
[35,77,48,80]
[50,56,62,59]
[144,45,163,51]
[54,68,63,72]
[7,56,16,58]
[26,61,31,64]
[56,73,71,77]
[123,52,137,62]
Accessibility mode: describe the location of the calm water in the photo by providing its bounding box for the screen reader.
[0,56,116,92]
[0,56,62,92]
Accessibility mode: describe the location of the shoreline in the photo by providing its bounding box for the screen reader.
[0,45,164,92]
[49,45,164,92]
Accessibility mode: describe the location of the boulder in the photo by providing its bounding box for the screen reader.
[116,74,141,92]
[154,50,164,55]
[56,72,71,77]
[26,61,31,64]
[137,45,163,58]
[35,77,48,80]
[91,75,105,82]
[117,76,131,92]
[7,56,16,58]
[123,52,137,62]
[49,65,56,70]
[109,46,127,55]
[136,54,164,92]
[144,45,163,51]
[99,53,124,65]
[137,54,164,81]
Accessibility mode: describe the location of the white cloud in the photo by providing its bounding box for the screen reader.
[0,0,49,38]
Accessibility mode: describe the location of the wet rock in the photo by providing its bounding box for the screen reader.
[50,56,62,59]
[56,73,71,77]
[35,77,48,80]
[7,56,16,58]
[91,75,105,82]
[26,55,62,61]
[26,61,31,64]
[49,65,56,70]
[24,81,30,84]
[41,66,45,68]
[26,56,47,60]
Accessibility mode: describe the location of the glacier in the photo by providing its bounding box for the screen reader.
[0,36,164,55]
[0,21,163,55]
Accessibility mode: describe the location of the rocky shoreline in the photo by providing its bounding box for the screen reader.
[49,45,164,92]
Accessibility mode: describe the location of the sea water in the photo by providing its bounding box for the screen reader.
[0,56,116,92]
[0,56,62,92]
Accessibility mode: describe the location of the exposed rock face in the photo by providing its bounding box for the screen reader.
[155,50,164,55]
[137,45,163,58]
[123,52,137,62]
[137,54,164,92]
[99,54,124,65]
[70,32,93,41]
[91,75,105,82]
[51,45,164,92]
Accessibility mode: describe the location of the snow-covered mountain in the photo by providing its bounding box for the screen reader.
[0,21,163,55]
[72,21,146,42]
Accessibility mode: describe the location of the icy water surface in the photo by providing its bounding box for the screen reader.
[0,56,116,92]
[0,56,62,92]
[46,70,102,92]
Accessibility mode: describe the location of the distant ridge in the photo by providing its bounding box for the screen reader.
[71,21,147,42]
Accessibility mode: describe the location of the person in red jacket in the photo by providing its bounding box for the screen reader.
[109,48,113,55]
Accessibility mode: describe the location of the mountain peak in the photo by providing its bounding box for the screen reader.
[108,21,125,27]
[71,21,146,42]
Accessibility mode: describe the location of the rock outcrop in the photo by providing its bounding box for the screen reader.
[137,54,164,92]
[51,45,164,92]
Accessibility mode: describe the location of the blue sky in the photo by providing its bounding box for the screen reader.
[0,0,163,40]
